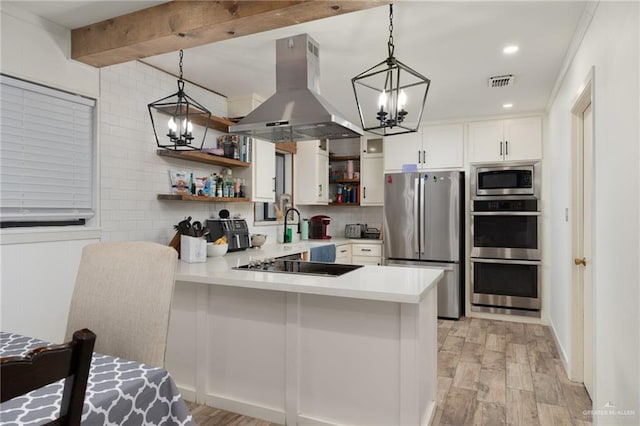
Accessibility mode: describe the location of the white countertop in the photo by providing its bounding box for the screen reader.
[175,239,442,304]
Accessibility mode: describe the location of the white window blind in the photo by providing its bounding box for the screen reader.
[0,75,95,223]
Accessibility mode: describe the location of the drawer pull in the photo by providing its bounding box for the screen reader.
[361,248,372,252]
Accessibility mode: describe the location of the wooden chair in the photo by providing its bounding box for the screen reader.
[1,328,96,426]
[65,241,178,367]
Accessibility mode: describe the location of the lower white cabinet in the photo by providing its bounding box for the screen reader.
[351,243,382,266]
[335,243,352,264]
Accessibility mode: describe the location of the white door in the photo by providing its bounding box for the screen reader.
[581,102,594,397]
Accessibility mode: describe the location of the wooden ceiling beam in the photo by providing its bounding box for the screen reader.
[71,1,388,68]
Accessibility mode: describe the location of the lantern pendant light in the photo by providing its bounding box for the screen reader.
[148,50,211,150]
[352,4,431,136]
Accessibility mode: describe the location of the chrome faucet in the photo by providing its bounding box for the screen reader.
[283,208,301,243]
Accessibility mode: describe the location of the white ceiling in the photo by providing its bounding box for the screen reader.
[9,1,588,124]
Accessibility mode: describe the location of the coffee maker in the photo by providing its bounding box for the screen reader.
[309,215,331,239]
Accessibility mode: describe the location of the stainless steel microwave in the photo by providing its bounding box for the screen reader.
[471,162,540,198]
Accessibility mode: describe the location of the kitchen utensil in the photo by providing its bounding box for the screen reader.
[191,221,203,237]
[176,216,192,235]
[250,234,267,248]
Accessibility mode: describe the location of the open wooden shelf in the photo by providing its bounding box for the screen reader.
[329,155,360,162]
[327,202,361,207]
[331,178,360,184]
[154,107,235,133]
[157,194,250,203]
[156,149,250,167]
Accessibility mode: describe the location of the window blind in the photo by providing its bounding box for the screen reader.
[0,75,95,223]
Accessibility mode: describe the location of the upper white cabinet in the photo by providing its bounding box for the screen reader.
[383,123,464,172]
[251,138,276,202]
[468,116,542,163]
[360,137,384,206]
[383,132,420,172]
[295,140,329,205]
[422,124,465,168]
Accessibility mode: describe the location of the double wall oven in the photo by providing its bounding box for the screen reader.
[470,162,541,317]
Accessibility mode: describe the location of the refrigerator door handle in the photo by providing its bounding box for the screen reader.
[419,175,426,255]
[413,177,420,256]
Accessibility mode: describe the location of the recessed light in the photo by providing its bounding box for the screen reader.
[503,103,513,109]
[503,45,519,55]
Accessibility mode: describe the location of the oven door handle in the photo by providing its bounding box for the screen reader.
[471,211,541,216]
[471,258,541,266]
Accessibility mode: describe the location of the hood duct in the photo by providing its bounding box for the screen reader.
[229,34,363,142]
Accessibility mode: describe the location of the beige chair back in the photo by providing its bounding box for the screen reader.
[65,241,178,367]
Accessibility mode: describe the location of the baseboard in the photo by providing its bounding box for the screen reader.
[548,317,571,379]
[176,385,196,403]
[204,393,286,425]
[423,400,436,426]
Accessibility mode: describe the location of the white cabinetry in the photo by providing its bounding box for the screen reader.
[383,132,420,172]
[422,123,464,168]
[335,243,352,264]
[251,138,276,202]
[468,116,542,163]
[360,137,384,206]
[295,140,329,205]
[383,123,464,172]
[351,243,382,266]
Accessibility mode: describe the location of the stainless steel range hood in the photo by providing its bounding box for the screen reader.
[229,34,363,142]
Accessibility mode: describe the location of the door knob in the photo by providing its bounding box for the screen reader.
[574,257,587,266]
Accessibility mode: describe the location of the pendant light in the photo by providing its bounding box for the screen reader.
[352,4,431,136]
[148,50,211,150]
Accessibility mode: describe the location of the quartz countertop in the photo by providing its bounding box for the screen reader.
[175,239,441,304]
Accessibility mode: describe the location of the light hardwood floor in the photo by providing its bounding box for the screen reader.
[184,317,592,426]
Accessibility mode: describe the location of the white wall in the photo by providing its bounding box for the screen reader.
[545,2,639,423]
[0,4,101,342]
[0,3,98,98]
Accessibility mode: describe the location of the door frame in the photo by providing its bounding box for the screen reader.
[569,68,595,383]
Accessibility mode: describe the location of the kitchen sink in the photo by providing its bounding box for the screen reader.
[233,260,363,277]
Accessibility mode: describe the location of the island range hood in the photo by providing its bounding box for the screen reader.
[229,34,363,142]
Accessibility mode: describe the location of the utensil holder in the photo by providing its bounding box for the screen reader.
[180,235,207,263]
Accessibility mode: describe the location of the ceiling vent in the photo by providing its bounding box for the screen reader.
[488,74,514,88]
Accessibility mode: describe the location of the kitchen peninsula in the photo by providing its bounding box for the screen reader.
[165,240,442,426]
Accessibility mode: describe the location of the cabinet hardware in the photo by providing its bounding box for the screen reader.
[423,150,426,164]
[574,257,587,266]
[273,177,276,192]
[505,141,509,156]
[318,184,322,197]
[363,187,367,199]
[418,150,421,163]
[500,141,503,156]
[361,248,372,252]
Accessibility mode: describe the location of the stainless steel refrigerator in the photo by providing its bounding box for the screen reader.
[383,171,464,319]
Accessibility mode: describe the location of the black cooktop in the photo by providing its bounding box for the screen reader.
[234,260,363,277]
